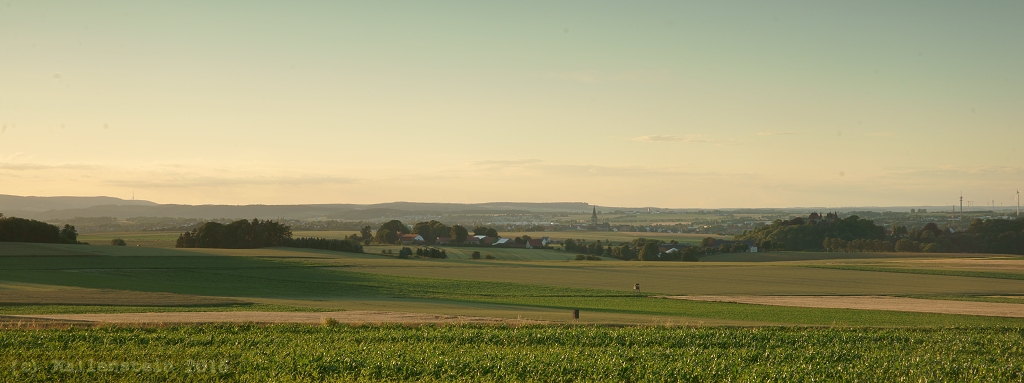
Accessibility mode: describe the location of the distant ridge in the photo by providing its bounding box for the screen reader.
[0,195,591,220]
[0,194,157,212]
[0,194,993,220]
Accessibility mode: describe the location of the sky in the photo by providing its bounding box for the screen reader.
[1,1,1022,208]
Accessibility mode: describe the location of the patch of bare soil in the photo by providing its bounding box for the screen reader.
[665,295,1024,318]
[11,311,547,325]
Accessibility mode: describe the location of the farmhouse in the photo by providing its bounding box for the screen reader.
[659,243,692,253]
[398,234,425,245]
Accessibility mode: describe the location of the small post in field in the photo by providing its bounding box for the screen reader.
[573,309,579,320]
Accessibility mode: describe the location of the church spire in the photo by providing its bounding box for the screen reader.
[591,206,598,225]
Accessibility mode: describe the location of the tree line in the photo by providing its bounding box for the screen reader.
[0,214,83,244]
[285,237,363,254]
[739,214,1024,255]
[369,219,500,245]
[175,219,291,249]
[175,218,364,254]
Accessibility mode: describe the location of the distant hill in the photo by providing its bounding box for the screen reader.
[0,195,592,220]
[0,195,156,212]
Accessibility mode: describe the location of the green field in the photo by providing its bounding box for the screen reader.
[2,242,1024,326]
[3,325,1023,382]
[4,240,1024,381]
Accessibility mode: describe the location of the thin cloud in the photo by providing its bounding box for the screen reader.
[757,132,799,136]
[472,159,543,167]
[632,135,712,143]
[105,175,361,188]
[866,132,897,137]
[0,162,99,171]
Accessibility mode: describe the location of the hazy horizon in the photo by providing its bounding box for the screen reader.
[2,2,1022,208]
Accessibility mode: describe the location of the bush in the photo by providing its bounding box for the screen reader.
[471,251,481,259]
[484,255,495,259]
[575,254,586,260]
[398,247,413,259]
[110,238,127,246]
[922,243,943,253]
[585,255,602,261]
[895,239,920,252]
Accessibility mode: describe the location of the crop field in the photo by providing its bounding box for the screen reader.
[1,242,1024,327]
[3,325,1024,382]
[78,232,182,248]
[4,239,1024,381]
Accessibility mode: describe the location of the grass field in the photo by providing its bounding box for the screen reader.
[2,242,1024,326]
[3,325,1023,382]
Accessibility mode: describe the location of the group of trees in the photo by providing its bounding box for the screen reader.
[175,219,291,249]
[394,247,447,259]
[561,238,706,262]
[371,220,500,245]
[413,221,459,244]
[739,213,1024,255]
[373,220,410,244]
[886,219,1024,254]
[0,214,83,244]
[736,215,887,252]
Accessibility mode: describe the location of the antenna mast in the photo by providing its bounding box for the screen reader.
[1017,190,1020,217]
[960,193,963,223]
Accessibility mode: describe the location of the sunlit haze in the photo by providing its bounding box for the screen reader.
[1,2,1022,208]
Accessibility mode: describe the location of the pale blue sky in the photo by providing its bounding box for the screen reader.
[1,1,1022,207]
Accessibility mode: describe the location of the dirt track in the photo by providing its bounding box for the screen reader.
[9,311,546,325]
[666,295,1024,318]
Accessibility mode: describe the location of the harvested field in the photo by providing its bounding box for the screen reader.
[667,295,1024,318]
[11,311,546,325]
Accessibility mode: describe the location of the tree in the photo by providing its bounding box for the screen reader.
[891,226,908,237]
[398,247,413,258]
[485,228,498,237]
[378,220,410,235]
[895,239,920,252]
[700,237,717,247]
[360,226,373,240]
[413,222,436,244]
[471,250,481,259]
[375,229,398,244]
[639,242,660,261]
[450,225,469,243]
[110,238,127,246]
[473,226,488,236]
[59,224,78,244]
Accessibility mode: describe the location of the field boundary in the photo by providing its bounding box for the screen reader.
[806,265,1024,280]
[7,311,549,325]
[664,295,1024,318]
